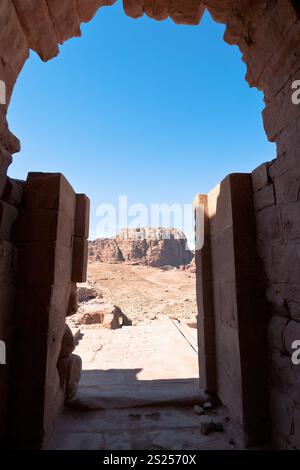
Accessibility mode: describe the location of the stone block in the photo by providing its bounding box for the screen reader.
[13,209,74,247]
[283,320,300,356]
[67,282,78,316]
[57,354,82,401]
[252,163,270,192]
[72,237,88,283]
[208,174,254,234]
[263,70,300,141]
[74,194,90,238]
[0,240,17,285]
[268,315,289,352]
[208,179,233,234]
[0,200,18,240]
[280,202,300,240]
[270,350,294,395]
[288,301,300,322]
[270,388,294,439]
[197,314,215,356]
[214,322,243,427]
[24,173,76,218]
[196,279,214,319]
[15,284,70,337]
[17,243,73,286]
[198,352,216,394]
[236,279,269,326]
[0,283,15,328]
[2,177,24,207]
[233,226,259,279]
[269,242,300,284]
[196,237,212,281]
[212,280,238,328]
[210,229,235,282]
[229,173,255,228]
[266,283,300,318]
[273,165,300,205]
[253,184,275,211]
[256,205,281,241]
[59,325,75,360]
[294,407,300,449]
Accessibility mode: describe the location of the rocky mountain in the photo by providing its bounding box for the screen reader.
[89,227,194,268]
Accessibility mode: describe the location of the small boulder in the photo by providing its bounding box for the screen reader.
[199,415,224,435]
[193,405,204,416]
[77,282,98,303]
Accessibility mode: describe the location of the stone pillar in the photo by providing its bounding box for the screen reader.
[8,173,89,449]
[196,173,270,446]
[194,194,216,394]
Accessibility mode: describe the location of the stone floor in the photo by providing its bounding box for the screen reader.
[46,317,236,450]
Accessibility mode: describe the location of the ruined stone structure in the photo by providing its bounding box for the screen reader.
[0,0,300,449]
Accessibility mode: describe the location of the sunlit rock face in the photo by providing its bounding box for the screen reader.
[89,228,194,267]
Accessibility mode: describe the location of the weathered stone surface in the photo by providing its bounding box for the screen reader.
[2,178,24,207]
[252,163,271,192]
[268,316,289,353]
[67,282,79,317]
[72,237,88,283]
[12,0,59,61]
[74,194,90,239]
[46,0,81,43]
[24,173,76,217]
[70,303,125,330]
[283,320,300,357]
[0,240,17,285]
[57,354,82,401]
[89,228,194,267]
[0,201,18,240]
[59,325,76,359]
[78,0,117,23]
[123,0,205,24]
[253,185,275,212]
[255,206,281,241]
[13,209,74,246]
[17,243,73,286]
[77,282,97,303]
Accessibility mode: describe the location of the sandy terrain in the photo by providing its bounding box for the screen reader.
[86,262,197,325]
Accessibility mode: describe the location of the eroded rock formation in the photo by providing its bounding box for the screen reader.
[89,228,194,267]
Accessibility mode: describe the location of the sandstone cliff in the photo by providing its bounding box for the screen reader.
[89,228,194,267]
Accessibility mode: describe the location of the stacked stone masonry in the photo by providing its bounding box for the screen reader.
[0,0,299,449]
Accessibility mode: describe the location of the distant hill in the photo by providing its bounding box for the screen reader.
[89,227,194,268]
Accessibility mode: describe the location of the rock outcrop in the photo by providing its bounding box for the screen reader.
[89,228,194,267]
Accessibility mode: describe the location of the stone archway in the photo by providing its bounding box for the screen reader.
[1,0,300,449]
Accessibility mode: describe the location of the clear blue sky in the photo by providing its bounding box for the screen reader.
[8,2,275,242]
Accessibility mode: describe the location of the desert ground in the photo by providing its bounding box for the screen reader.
[84,262,197,325]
